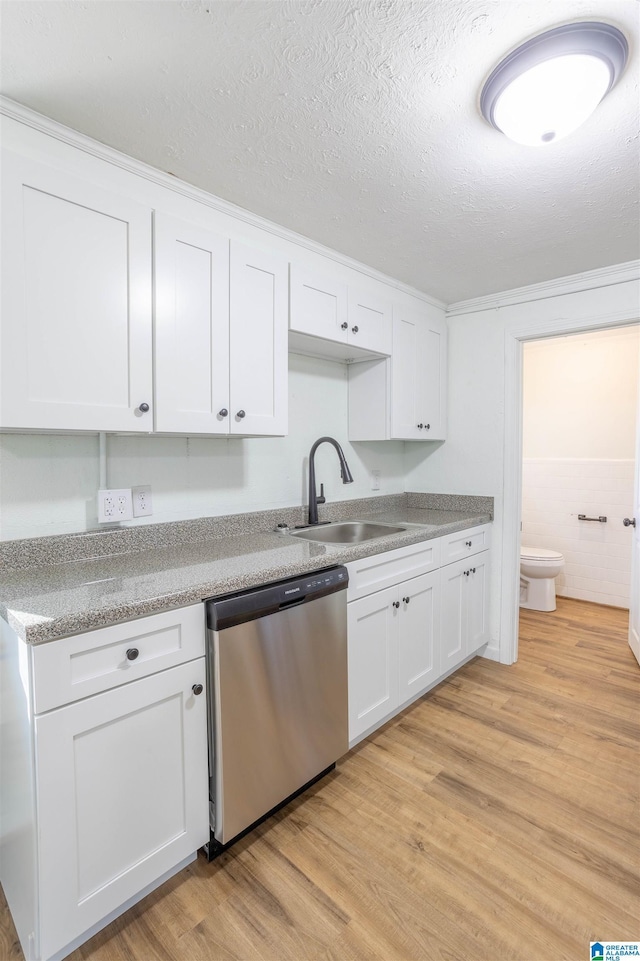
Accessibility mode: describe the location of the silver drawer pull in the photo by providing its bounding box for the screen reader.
[126,648,139,661]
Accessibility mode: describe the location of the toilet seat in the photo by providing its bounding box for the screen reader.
[520,546,563,562]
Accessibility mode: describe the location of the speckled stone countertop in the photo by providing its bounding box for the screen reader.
[0,493,492,645]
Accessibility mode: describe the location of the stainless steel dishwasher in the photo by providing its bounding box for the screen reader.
[204,565,348,858]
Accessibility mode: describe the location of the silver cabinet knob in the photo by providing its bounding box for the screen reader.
[623,517,636,527]
[392,600,400,609]
[236,410,246,419]
[192,683,204,696]
[138,403,150,413]
[417,423,424,429]
[218,408,228,417]
[126,648,139,661]
[341,322,348,330]
[425,423,430,430]
[351,325,359,334]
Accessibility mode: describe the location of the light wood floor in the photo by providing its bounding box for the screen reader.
[2,598,638,961]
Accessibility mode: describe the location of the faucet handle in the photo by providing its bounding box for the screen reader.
[316,482,326,505]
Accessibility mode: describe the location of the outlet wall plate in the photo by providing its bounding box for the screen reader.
[98,489,133,523]
[132,485,153,517]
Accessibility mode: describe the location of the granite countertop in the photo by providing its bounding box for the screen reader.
[0,493,492,645]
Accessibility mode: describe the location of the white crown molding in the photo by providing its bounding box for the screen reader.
[447,260,640,317]
[0,96,445,310]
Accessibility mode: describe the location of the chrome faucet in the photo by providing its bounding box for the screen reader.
[307,437,354,525]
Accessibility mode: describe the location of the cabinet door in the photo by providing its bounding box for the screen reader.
[390,306,423,439]
[347,289,392,355]
[398,570,441,702]
[416,311,447,440]
[35,659,209,961]
[154,214,230,433]
[466,550,490,654]
[347,587,399,742]
[229,243,288,435]
[1,152,153,431]
[440,557,468,673]
[289,265,348,342]
[391,305,447,441]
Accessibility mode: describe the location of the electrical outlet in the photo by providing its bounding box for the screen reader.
[98,489,133,523]
[370,469,381,491]
[132,485,153,517]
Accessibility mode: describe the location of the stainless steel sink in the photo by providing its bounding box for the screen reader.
[289,521,407,545]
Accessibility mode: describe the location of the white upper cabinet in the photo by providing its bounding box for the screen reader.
[1,150,288,437]
[289,265,392,360]
[155,219,288,436]
[391,304,447,440]
[348,300,447,441]
[348,288,392,355]
[154,214,230,434]
[1,152,153,432]
[289,265,348,343]
[229,243,288,436]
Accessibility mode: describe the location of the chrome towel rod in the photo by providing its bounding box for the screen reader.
[578,514,607,523]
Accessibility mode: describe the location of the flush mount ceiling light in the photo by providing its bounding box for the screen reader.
[480,21,628,146]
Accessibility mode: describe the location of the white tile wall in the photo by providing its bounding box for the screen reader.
[522,458,635,609]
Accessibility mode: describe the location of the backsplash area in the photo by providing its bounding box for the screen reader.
[521,458,634,609]
[0,353,406,541]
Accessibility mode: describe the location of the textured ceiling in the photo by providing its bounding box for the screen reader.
[1,0,638,303]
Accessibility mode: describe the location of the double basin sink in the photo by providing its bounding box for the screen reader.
[289,520,411,545]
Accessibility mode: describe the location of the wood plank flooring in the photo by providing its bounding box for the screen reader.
[2,598,638,961]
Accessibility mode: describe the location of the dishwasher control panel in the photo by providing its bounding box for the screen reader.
[207,565,348,631]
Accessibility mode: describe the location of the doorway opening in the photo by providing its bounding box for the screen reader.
[501,314,639,667]
[520,326,639,614]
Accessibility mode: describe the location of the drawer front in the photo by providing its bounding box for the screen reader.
[346,537,441,601]
[32,604,205,713]
[441,525,491,566]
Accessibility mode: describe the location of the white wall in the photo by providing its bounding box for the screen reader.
[0,353,405,541]
[405,274,640,661]
[521,328,638,609]
[523,327,639,460]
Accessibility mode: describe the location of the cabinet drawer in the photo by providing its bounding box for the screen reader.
[441,525,491,566]
[31,604,205,713]
[346,537,441,601]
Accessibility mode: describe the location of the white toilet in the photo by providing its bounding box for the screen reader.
[519,546,565,612]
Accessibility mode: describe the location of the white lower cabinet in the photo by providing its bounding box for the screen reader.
[348,571,440,742]
[36,659,208,960]
[398,570,441,702]
[1,605,209,961]
[440,551,490,673]
[348,585,399,739]
[347,527,490,744]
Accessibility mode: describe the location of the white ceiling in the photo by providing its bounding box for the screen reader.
[1,0,638,303]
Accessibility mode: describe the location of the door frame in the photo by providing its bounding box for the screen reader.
[501,309,640,665]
